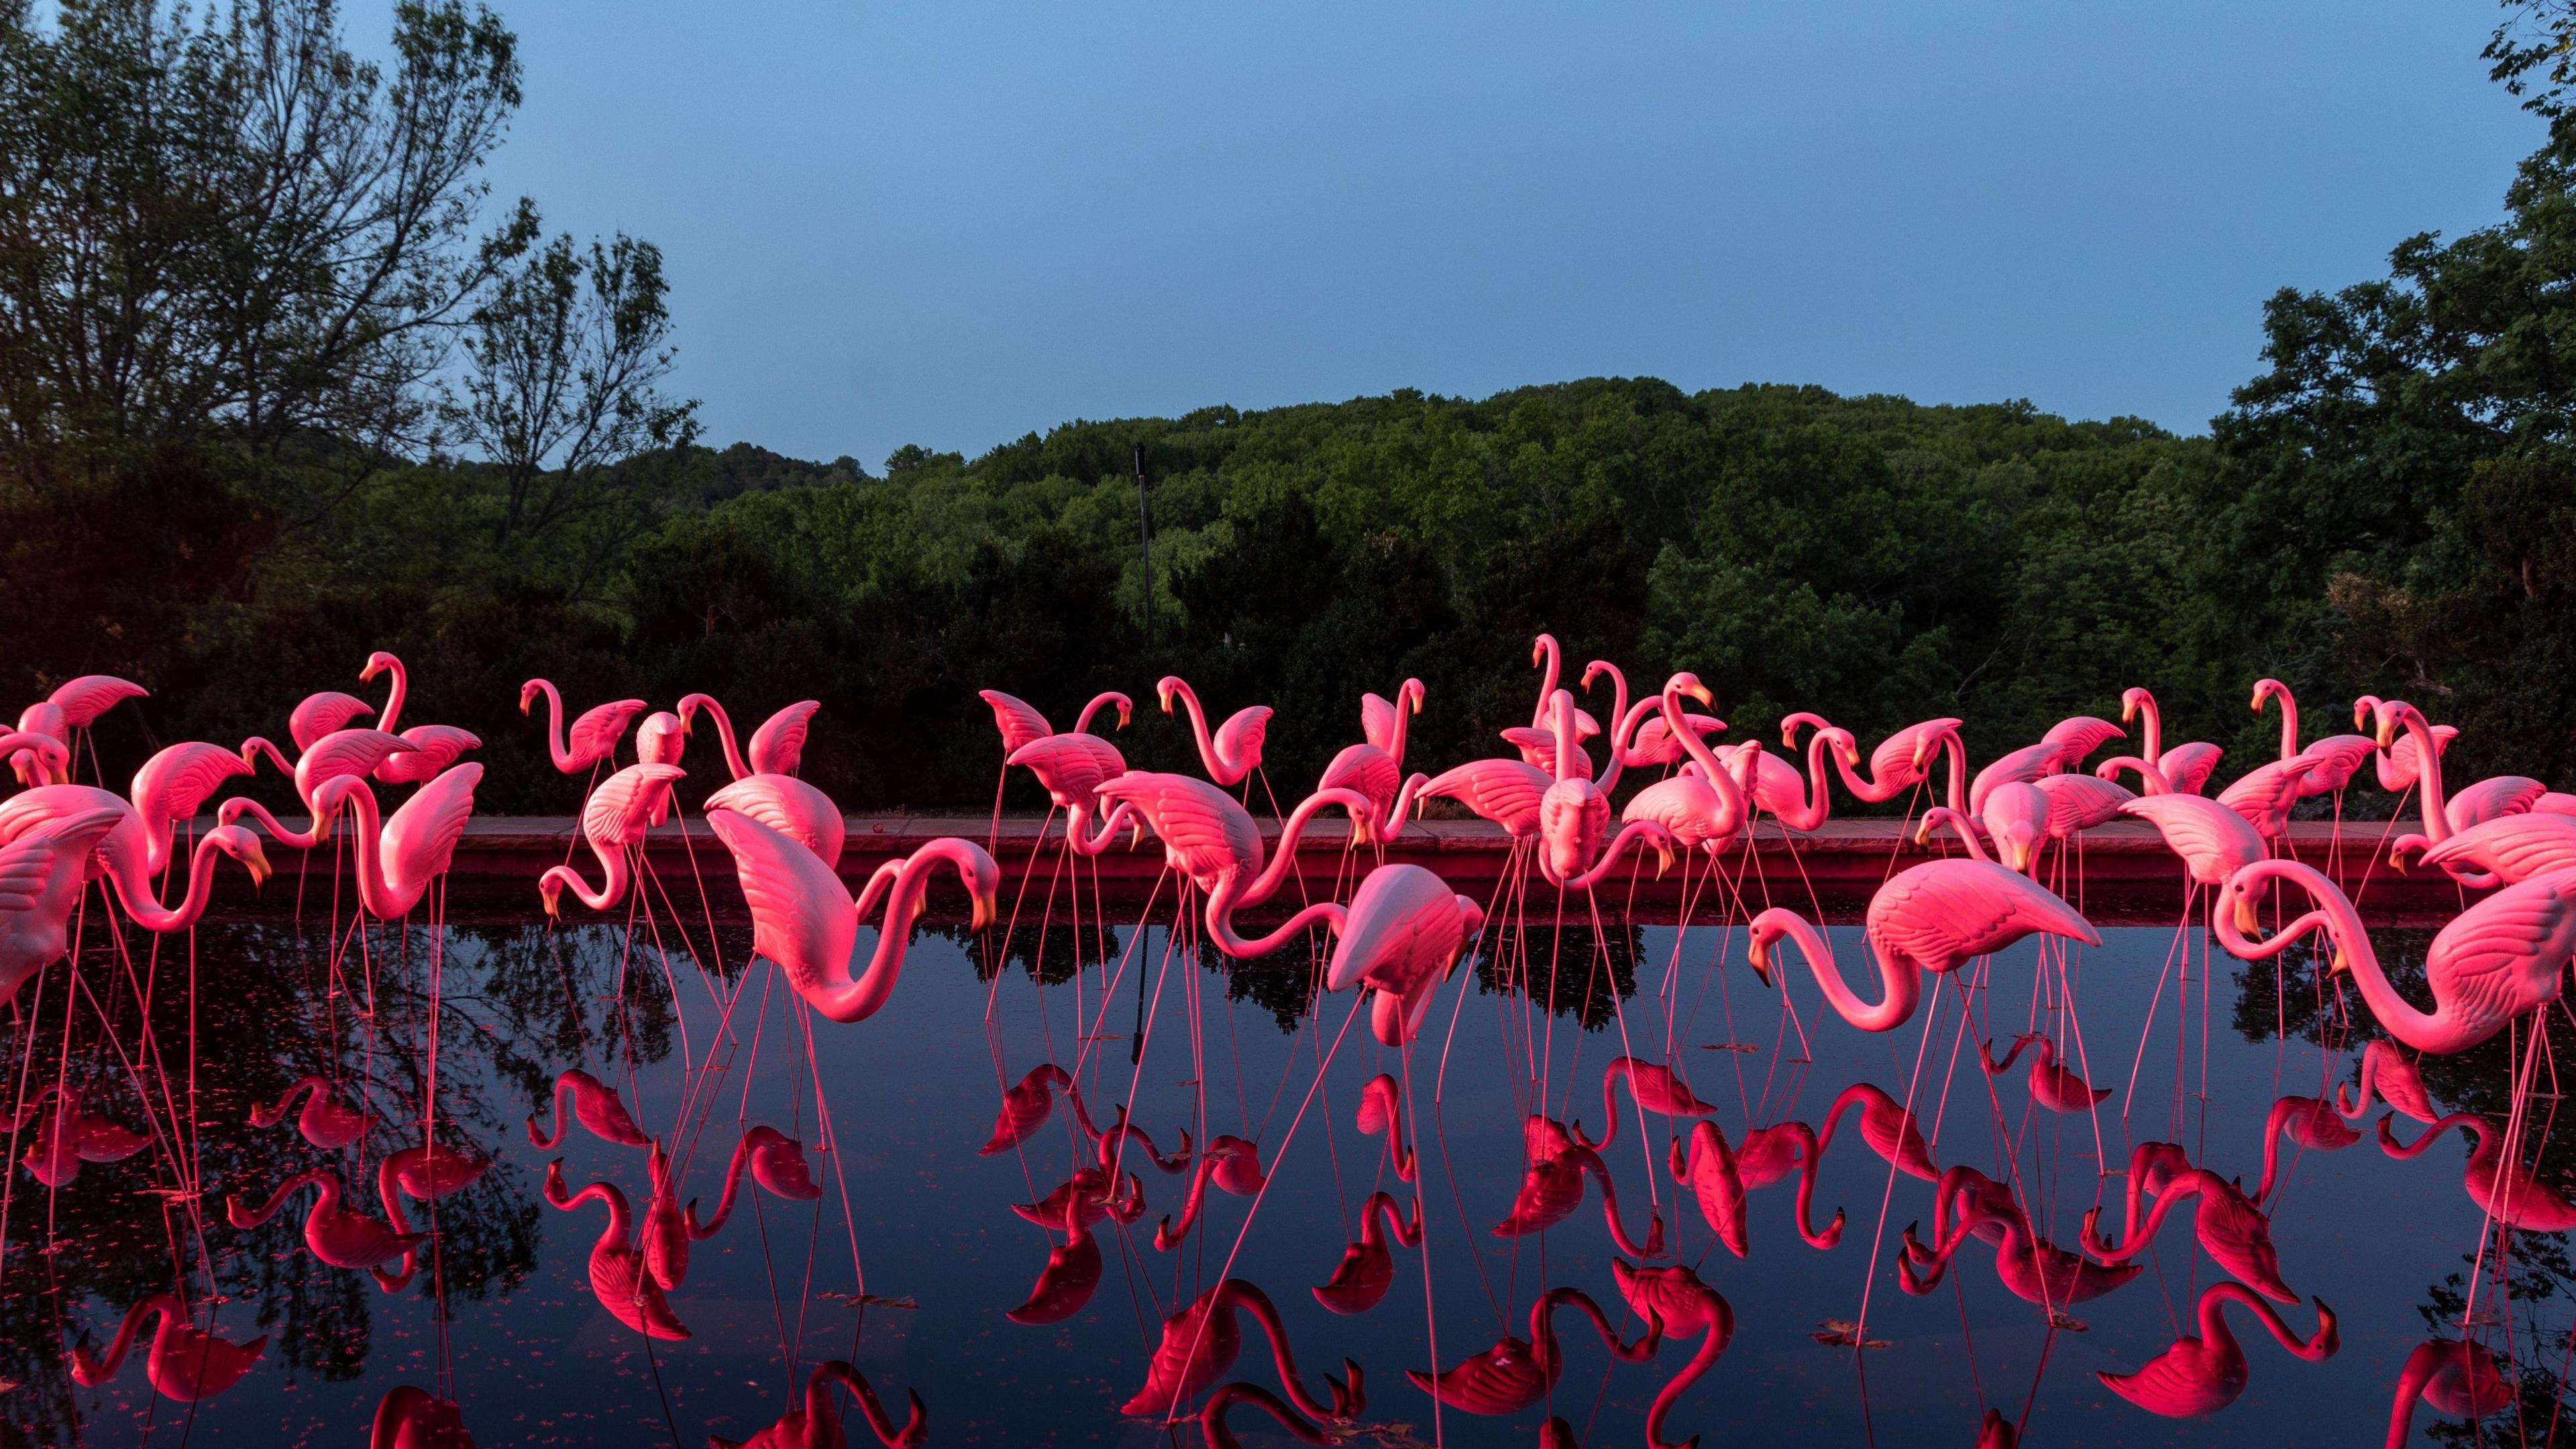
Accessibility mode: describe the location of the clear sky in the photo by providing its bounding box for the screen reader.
[447,1,2538,467]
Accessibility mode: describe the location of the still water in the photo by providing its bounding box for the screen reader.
[0,887,2537,1447]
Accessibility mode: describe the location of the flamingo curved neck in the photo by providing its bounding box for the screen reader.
[1553,820,1667,891]
[1770,729,1838,830]
[809,846,971,1023]
[2266,687,2298,762]
[547,839,630,912]
[1379,774,1428,839]
[529,681,577,772]
[335,784,410,919]
[1166,681,1249,784]
[1067,800,1134,857]
[1071,691,1124,735]
[1664,683,1747,826]
[1241,789,1366,908]
[2394,710,2451,844]
[1532,638,1560,728]
[2133,694,2164,765]
[694,698,753,780]
[690,1137,757,1236]
[376,659,408,737]
[1589,667,1629,793]
[107,830,223,930]
[1821,930,1921,1033]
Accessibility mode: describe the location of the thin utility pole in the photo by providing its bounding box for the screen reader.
[1132,441,1151,1065]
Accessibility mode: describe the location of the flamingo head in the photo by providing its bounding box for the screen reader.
[1155,676,1185,714]
[2351,694,2380,732]
[1744,918,1782,987]
[539,874,565,922]
[1114,696,1134,729]
[208,826,271,890]
[1909,724,1955,773]
[360,651,397,684]
[517,680,541,715]
[2371,700,2425,751]
[1662,672,1716,711]
[2218,871,2267,937]
[1402,678,1425,714]
[1824,727,1862,769]
[2251,677,2286,714]
[1532,634,1554,668]
[2120,687,2149,723]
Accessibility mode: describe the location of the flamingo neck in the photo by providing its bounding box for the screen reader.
[1071,691,1124,735]
[1550,690,1576,782]
[1589,667,1628,793]
[376,660,408,737]
[2271,689,2299,762]
[1165,681,1228,782]
[2134,694,2164,764]
[88,1294,177,1380]
[2396,710,2451,843]
[1532,638,1560,728]
[529,681,575,772]
[691,697,751,780]
[817,844,971,1022]
[337,782,398,919]
[1665,683,1747,825]
[1242,789,1363,908]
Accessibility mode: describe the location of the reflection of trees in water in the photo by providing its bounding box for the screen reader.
[0,916,688,1449]
[2229,930,2575,1445]
[1474,922,1640,1031]
[963,923,1114,988]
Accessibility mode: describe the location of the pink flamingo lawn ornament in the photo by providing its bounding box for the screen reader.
[678,692,822,780]
[2374,700,2546,863]
[1089,772,1368,957]
[708,1360,927,1449]
[1155,1135,1269,1249]
[358,652,482,783]
[1976,780,2049,873]
[1311,1191,1421,1315]
[376,1142,493,1236]
[981,1063,1075,1155]
[1157,675,1271,787]
[707,808,997,1022]
[226,1168,425,1283]
[15,1085,150,1186]
[285,688,375,753]
[2338,1040,2438,1124]
[0,788,270,938]
[309,764,481,920]
[0,812,148,1006]
[1982,1032,2108,1112]
[1746,841,2098,1034]
[526,1067,653,1149]
[1121,1278,1360,1421]
[2214,858,2576,1055]
[370,1384,478,1448]
[977,688,1129,839]
[69,1295,266,1402]
[1356,1073,1415,1181]
[1505,634,1603,774]
[1324,863,1485,1046]
[1006,727,1138,857]
[1318,676,1430,844]
[1789,711,1964,808]
[2383,1338,2512,1449]
[10,674,146,782]
[230,729,419,846]
[2380,1110,2576,1231]
[2355,694,2457,794]
[1493,1114,1664,1257]
[0,729,71,787]
[1536,687,1673,890]
[543,1161,690,1341]
[686,1124,823,1236]
[1817,1080,1939,1181]
[537,762,685,918]
[1407,1284,1658,1415]
[2081,1141,2298,1302]
[1900,1168,2140,1310]
[2121,686,2222,795]
[1611,1258,1734,1449]
[1008,1202,1104,1326]
[2095,1281,2337,1417]
[1720,713,1856,833]
[2249,1092,2361,1203]
[1576,1056,1715,1153]
[248,1075,372,1150]
[1621,673,1756,862]
[1670,1118,1843,1256]
[519,679,647,775]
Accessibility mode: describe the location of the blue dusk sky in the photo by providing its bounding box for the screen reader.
[433,1,2535,465]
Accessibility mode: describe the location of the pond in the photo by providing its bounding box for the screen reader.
[0,881,2543,1448]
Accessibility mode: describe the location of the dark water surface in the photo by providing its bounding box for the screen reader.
[0,885,2544,1448]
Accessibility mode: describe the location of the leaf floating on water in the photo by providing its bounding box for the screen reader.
[1813,1320,1891,1349]
[0,1376,19,1394]
[2046,1311,2088,1332]
[817,1291,918,1311]
[1699,1042,1761,1054]
[1347,1424,1432,1449]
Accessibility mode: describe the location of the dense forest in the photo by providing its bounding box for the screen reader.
[7,0,2576,815]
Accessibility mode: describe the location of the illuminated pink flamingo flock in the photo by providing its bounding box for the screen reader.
[0,643,2569,1446]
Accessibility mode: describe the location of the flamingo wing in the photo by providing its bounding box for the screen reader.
[705,774,846,869]
[302,729,417,790]
[381,765,482,900]
[1424,759,1552,834]
[288,691,376,753]
[1214,706,1273,765]
[1360,693,1400,753]
[978,690,1053,754]
[2033,773,2132,837]
[1095,771,1254,882]
[2425,871,2576,1014]
[566,700,648,763]
[1869,858,2098,973]
[2421,814,2576,883]
[2121,794,2264,882]
[132,743,252,821]
[2161,741,2224,795]
[2447,775,2546,832]
[48,675,147,727]
[747,701,821,777]
[707,808,856,995]
[584,763,686,850]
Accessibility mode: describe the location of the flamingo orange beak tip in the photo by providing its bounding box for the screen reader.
[1686,684,1714,708]
[2234,896,2261,936]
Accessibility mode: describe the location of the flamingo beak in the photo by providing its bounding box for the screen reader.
[1653,839,1674,879]
[1116,700,1132,729]
[972,890,997,932]
[2121,697,2139,724]
[360,660,382,683]
[2374,716,2396,749]
[2328,947,2351,976]
[542,888,563,923]
[2233,894,2261,936]
[1685,683,1715,708]
[1747,936,1774,987]
[244,847,272,890]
